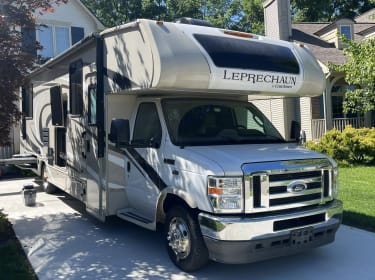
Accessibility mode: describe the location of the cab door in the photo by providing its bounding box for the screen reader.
[125,102,164,221]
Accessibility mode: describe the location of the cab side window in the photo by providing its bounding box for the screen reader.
[133,103,162,147]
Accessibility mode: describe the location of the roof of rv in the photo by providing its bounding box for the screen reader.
[30,19,325,97]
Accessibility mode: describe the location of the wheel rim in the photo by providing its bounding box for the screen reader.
[167,217,191,260]
[42,167,49,189]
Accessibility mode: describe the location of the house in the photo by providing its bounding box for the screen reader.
[251,0,375,141]
[24,0,105,63]
[0,0,104,160]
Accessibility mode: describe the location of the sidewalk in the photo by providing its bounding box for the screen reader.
[1,177,374,280]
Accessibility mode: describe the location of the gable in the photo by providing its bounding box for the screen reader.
[35,0,104,35]
[32,0,104,61]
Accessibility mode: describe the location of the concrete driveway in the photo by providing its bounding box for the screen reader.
[0,177,374,280]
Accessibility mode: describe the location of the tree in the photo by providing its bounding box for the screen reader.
[203,0,242,30]
[0,0,67,145]
[81,0,167,27]
[291,0,375,22]
[164,0,203,21]
[330,37,375,114]
[81,0,142,26]
[239,0,264,34]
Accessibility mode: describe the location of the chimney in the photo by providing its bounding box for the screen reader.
[263,0,292,41]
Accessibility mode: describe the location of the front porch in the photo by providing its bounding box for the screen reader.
[308,74,374,141]
[311,117,366,141]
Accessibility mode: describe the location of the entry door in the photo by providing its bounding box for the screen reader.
[125,103,163,221]
[83,85,102,215]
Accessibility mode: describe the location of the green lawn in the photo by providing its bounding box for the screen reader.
[0,213,36,280]
[338,166,375,232]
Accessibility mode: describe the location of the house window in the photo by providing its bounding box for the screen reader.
[340,25,352,40]
[37,25,84,60]
[38,25,54,59]
[332,95,344,118]
[55,26,70,55]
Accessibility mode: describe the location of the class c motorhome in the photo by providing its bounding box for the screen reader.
[19,19,342,271]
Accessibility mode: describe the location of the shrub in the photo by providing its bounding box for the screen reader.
[306,126,375,166]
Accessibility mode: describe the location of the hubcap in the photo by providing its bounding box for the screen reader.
[42,169,49,189]
[167,217,191,259]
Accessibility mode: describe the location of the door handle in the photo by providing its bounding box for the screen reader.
[86,139,90,153]
[127,161,131,172]
[81,131,87,159]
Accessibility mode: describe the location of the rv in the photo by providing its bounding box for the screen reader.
[19,19,342,271]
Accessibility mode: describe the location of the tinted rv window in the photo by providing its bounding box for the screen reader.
[22,84,33,118]
[50,86,64,126]
[69,60,83,115]
[88,85,97,125]
[163,99,284,146]
[194,34,300,74]
[133,103,162,147]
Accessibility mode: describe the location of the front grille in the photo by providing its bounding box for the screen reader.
[267,170,323,207]
[270,193,322,206]
[269,171,321,181]
[243,159,334,213]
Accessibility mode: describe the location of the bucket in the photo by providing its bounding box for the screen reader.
[22,184,37,206]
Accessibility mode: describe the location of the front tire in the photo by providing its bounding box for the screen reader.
[40,165,57,194]
[165,206,209,272]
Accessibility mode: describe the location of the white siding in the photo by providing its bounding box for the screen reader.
[35,0,103,37]
[284,97,297,140]
[250,97,287,138]
[300,97,313,140]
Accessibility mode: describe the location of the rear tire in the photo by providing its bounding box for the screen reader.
[165,206,209,272]
[40,165,57,194]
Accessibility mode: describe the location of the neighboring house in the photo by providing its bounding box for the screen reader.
[293,10,375,140]
[252,0,375,141]
[1,0,104,160]
[25,0,105,63]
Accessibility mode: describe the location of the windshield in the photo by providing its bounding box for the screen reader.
[162,99,285,146]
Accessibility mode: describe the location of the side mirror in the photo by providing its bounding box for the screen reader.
[290,120,306,145]
[299,130,306,145]
[290,120,301,140]
[108,119,130,148]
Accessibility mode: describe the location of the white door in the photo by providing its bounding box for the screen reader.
[125,102,164,221]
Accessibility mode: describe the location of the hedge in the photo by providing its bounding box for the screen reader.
[306,126,375,166]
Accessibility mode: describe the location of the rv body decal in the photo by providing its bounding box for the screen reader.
[108,145,168,191]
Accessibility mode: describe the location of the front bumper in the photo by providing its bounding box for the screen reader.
[198,200,343,264]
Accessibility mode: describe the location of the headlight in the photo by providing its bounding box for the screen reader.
[207,176,243,213]
[332,167,338,198]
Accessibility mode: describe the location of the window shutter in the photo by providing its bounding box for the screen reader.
[71,26,84,45]
[21,27,37,57]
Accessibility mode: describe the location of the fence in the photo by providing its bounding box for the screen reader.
[0,144,14,160]
[311,117,365,141]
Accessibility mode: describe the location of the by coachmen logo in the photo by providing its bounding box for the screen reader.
[287,181,308,194]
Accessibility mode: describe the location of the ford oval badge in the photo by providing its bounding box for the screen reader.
[287,181,308,193]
